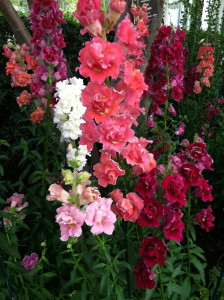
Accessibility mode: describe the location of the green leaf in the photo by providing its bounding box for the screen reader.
[191,256,206,285]
[100,272,108,294]
[0,232,20,259]
[181,277,191,299]
[115,286,124,299]
[92,263,106,269]
[31,150,42,161]
[43,272,57,278]
[0,165,4,176]
[170,283,183,295]
[172,264,182,278]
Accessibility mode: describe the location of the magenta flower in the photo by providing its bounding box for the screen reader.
[22,253,38,271]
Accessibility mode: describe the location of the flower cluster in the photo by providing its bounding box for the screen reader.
[47,172,116,240]
[3,0,68,124]
[3,193,28,228]
[29,0,67,94]
[193,45,215,94]
[134,236,168,289]
[199,97,224,138]
[53,77,86,142]
[144,26,186,122]
[73,0,126,37]
[76,4,155,194]
[134,136,215,245]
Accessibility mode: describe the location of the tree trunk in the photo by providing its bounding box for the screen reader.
[0,0,32,46]
[26,0,34,10]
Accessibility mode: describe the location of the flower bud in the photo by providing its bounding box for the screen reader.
[62,169,74,185]
[76,172,91,184]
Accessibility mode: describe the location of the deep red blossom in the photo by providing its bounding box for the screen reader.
[42,46,60,65]
[35,0,53,6]
[78,37,124,83]
[40,14,58,29]
[186,143,207,160]
[195,177,213,202]
[134,259,156,290]
[179,163,200,187]
[194,205,215,232]
[138,199,164,227]
[170,86,183,101]
[134,170,158,199]
[160,46,176,63]
[162,204,185,242]
[139,236,168,268]
[161,173,187,206]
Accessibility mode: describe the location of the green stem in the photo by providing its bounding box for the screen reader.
[69,246,96,297]
[7,233,29,299]
[158,266,165,300]
[186,193,192,276]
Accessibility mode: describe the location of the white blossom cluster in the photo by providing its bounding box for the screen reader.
[54,77,86,142]
[66,145,90,171]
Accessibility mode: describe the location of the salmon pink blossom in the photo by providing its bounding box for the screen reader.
[122,137,156,175]
[79,120,99,151]
[30,107,45,124]
[93,153,125,187]
[107,0,126,26]
[110,190,144,222]
[16,90,32,107]
[81,82,124,123]
[78,38,124,83]
[98,115,135,153]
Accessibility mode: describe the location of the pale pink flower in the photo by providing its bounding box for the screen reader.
[56,204,85,241]
[7,193,24,208]
[85,198,116,235]
[46,184,70,203]
[22,253,38,271]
